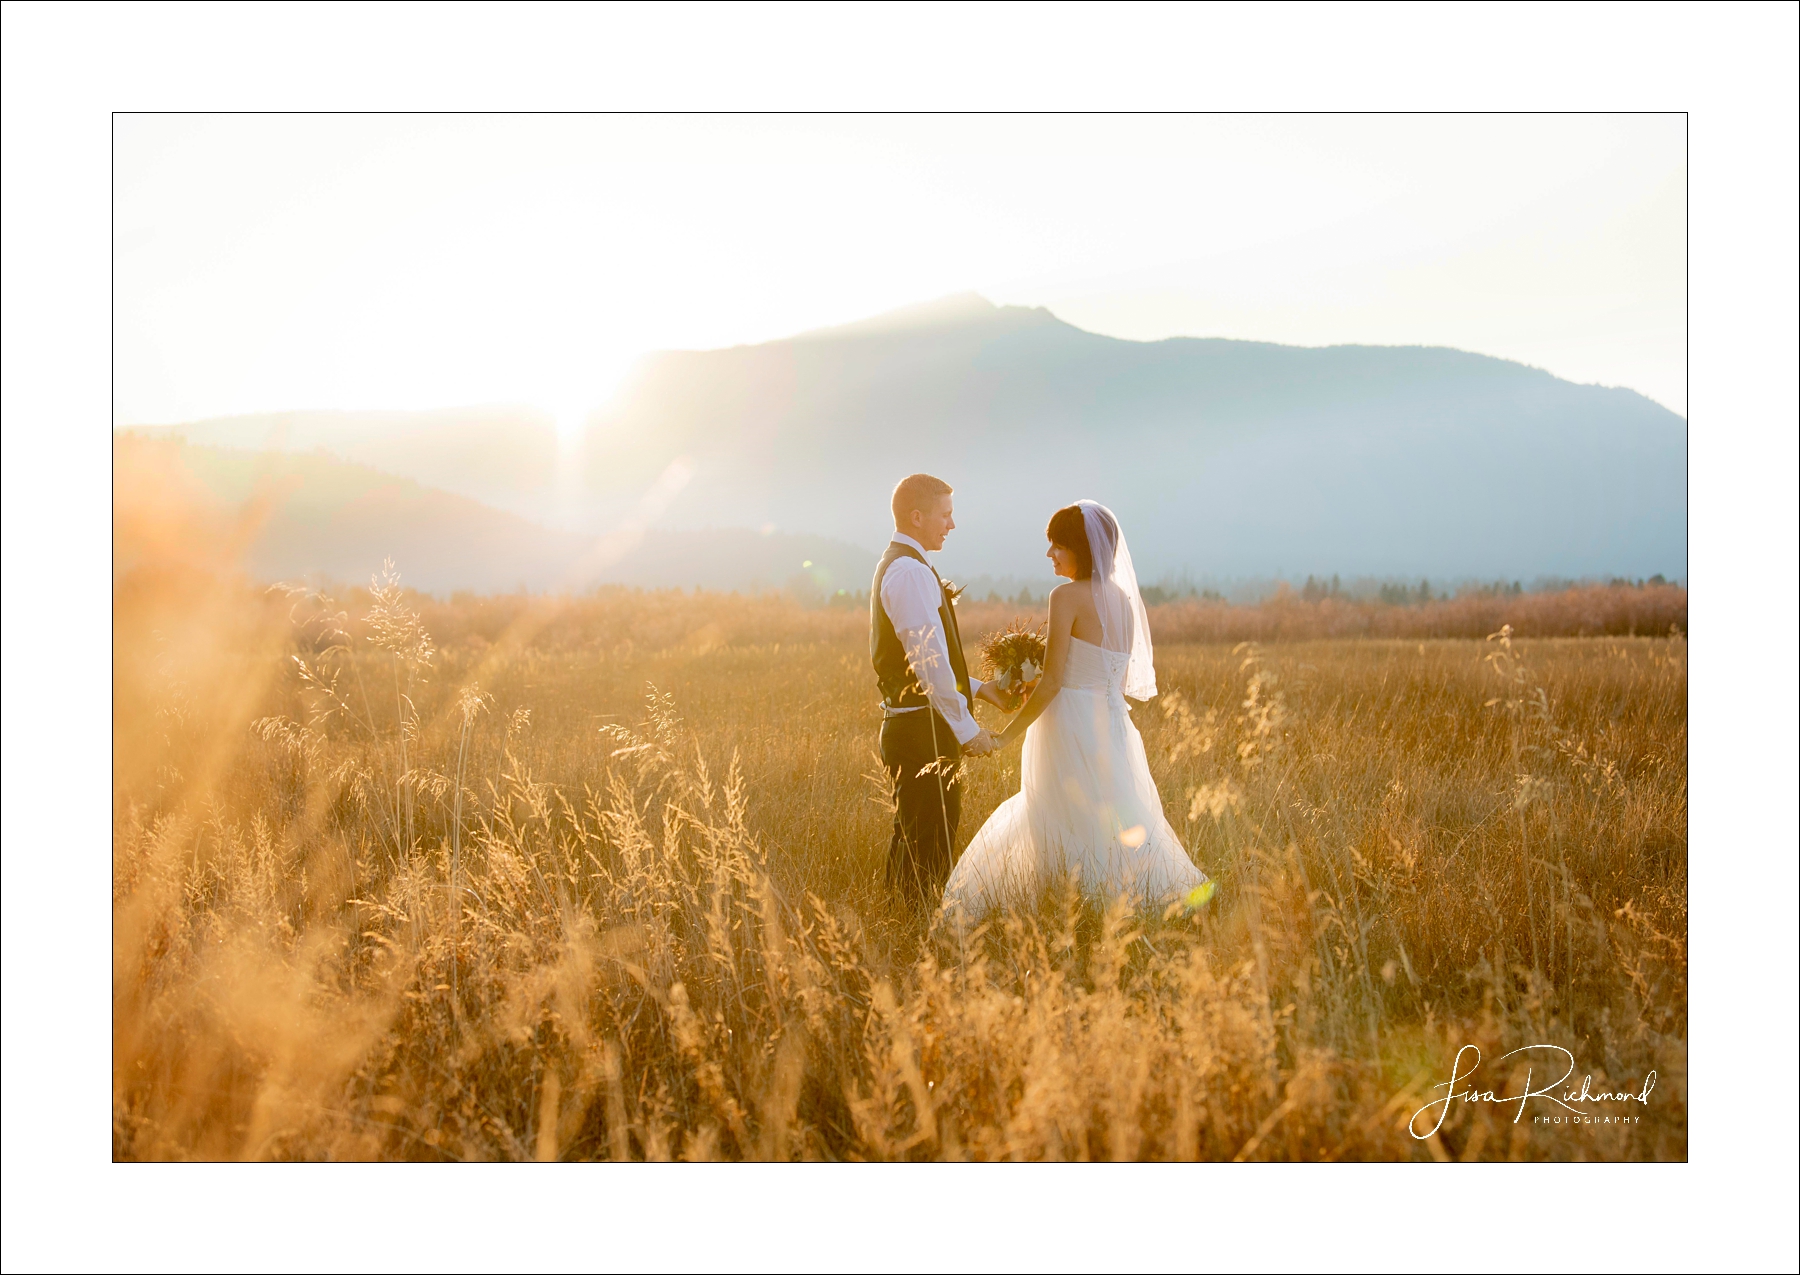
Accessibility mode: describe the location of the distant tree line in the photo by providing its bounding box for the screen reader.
[789,572,1677,613]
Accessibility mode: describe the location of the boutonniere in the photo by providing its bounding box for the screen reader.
[942,579,966,606]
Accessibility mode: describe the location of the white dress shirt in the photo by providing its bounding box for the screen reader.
[880,532,985,745]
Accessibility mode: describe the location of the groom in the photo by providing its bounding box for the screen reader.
[871,474,1013,912]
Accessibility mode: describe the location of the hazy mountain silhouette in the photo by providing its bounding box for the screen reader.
[129,405,567,527]
[113,434,876,597]
[588,294,1686,580]
[131,293,1687,585]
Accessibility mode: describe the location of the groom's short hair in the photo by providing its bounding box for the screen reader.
[891,473,953,526]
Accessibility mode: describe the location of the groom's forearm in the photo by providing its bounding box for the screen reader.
[924,677,982,745]
[899,625,981,745]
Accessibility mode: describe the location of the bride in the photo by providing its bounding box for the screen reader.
[942,501,1210,919]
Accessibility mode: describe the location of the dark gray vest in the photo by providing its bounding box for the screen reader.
[870,542,972,710]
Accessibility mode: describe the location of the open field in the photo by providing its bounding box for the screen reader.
[114,569,1687,1160]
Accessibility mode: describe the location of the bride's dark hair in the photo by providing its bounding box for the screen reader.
[1046,505,1093,580]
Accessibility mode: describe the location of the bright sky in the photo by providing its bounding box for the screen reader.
[114,114,1686,430]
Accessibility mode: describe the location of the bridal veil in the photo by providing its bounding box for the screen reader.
[1077,500,1156,700]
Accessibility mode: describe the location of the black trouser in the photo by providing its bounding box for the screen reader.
[880,709,962,913]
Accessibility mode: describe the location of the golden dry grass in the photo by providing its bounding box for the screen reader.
[113,563,1686,1161]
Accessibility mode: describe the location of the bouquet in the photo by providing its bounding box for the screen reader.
[977,618,1048,697]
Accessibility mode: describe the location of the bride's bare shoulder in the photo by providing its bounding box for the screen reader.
[1048,581,1096,617]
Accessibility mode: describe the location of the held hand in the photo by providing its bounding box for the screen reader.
[962,728,1000,757]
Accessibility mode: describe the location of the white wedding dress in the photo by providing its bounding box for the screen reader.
[943,503,1208,920]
